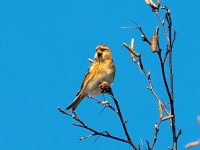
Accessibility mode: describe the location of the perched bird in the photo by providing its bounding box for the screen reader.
[66,44,115,111]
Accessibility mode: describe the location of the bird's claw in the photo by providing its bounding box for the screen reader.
[99,81,112,93]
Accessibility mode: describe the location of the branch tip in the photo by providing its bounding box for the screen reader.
[144,0,160,10]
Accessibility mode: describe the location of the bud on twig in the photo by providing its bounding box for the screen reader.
[147,71,151,78]
[155,123,159,130]
[162,20,165,25]
[123,39,140,58]
[141,34,145,41]
[130,38,135,59]
[144,0,160,9]
[158,100,163,119]
[166,9,170,15]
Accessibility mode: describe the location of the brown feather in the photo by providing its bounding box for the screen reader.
[66,93,85,111]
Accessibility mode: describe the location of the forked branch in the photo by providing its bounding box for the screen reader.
[58,82,139,150]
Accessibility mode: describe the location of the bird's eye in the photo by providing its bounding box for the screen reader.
[101,48,108,51]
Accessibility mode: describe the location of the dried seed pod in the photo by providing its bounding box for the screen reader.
[158,100,163,119]
[151,33,158,53]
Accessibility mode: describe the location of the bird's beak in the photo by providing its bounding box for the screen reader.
[96,49,102,58]
[96,49,102,64]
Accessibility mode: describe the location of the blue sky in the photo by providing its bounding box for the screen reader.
[0,0,200,150]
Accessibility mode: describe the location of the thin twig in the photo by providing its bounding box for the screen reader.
[153,9,170,45]
[163,104,171,116]
[164,44,169,63]
[57,107,129,143]
[165,8,178,150]
[176,129,182,140]
[129,20,151,46]
[123,41,163,150]
[123,42,162,104]
[151,123,160,149]
[99,82,138,149]
[58,83,139,150]
[140,138,148,150]
[157,43,177,150]
[171,30,176,49]
[185,140,200,149]
[146,140,151,150]
[138,26,151,45]
[108,92,138,150]
[88,96,118,114]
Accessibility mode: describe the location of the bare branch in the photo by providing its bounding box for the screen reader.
[98,81,138,149]
[58,82,139,150]
[78,133,96,142]
[151,123,160,149]
[153,10,170,45]
[58,107,130,144]
[88,96,118,114]
[107,90,138,150]
[123,40,140,58]
[176,129,182,140]
[171,30,177,49]
[138,26,151,45]
[146,140,151,150]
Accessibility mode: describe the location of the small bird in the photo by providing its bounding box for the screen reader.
[66,44,115,111]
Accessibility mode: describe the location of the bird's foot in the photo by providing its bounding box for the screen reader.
[99,81,112,94]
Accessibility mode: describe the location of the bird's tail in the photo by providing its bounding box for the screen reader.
[66,93,85,111]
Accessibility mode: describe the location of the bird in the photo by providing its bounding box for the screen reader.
[66,44,115,111]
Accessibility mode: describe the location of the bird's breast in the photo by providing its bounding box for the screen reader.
[86,63,115,96]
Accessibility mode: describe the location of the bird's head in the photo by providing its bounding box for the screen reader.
[94,44,112,62]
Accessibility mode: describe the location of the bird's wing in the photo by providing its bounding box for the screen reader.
[79,62,97,91]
